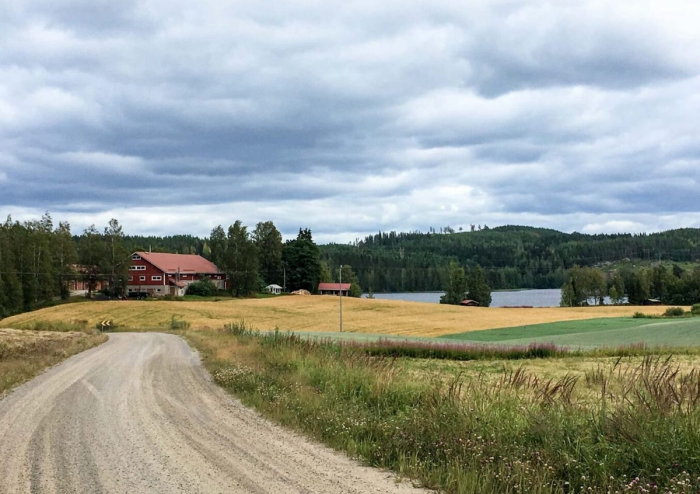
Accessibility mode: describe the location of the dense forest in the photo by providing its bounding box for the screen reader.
[319,226,700,292]
[2,213,700,318]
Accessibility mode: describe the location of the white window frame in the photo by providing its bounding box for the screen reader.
[130,265,146,271]
[139,276,146,281]
[132,254,142,260]
[152,275,162,281]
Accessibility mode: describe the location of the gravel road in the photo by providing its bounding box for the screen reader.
[0,333,427,494]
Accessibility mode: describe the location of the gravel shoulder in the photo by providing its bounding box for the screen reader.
[0,332,427,494]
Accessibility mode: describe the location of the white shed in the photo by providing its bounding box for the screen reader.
[266,284,283,295]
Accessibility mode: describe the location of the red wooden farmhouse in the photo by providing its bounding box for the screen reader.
[127,252,226,298]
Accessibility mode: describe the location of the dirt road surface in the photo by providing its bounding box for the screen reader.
[0,333,427,494]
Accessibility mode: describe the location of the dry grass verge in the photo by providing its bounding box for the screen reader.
[0,328,107,397]
[0,297,680,337]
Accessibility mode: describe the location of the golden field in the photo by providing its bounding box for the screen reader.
[0,296,679,337]
[0,328,107,395]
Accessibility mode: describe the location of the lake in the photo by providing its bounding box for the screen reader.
[366,289,563,307]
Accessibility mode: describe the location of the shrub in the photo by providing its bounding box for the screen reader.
[691,303,700,315]
[633,311,651,319]
[169,315,190,330]
[186,278,218,297]
[664,307,685,317]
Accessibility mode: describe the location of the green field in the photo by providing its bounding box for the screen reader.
[441,316,700,348]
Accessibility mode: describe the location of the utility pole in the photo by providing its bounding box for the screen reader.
[339,265,343,333]
[283,267,286,293]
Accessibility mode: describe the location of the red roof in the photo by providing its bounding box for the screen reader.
[136,252,221,274]
[318,282,351,291]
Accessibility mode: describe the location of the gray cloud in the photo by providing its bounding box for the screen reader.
[1,0,700,240]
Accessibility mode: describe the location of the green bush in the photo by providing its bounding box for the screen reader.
[691,303,700,315]
[169,315,190,330]
[633,311,651,319]
[185,278,218,297]
[664,307,685,317]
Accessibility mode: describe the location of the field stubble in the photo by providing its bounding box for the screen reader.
[0,328,107,396]
[0,297,680,337]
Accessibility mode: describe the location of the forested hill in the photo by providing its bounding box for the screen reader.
[318,226,700,292]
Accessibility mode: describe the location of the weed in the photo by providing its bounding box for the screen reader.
[189,328,700,494]
[169,315,190,330]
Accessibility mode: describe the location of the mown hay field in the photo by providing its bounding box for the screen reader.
[0,296,680,337]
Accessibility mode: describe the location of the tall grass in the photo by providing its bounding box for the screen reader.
[0,331,107,395]
[188,327,700,494]
[13,319,92,333]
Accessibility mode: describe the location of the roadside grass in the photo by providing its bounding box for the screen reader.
[8,319,94,333]
[0,297,681,337]
[187,326,700,494]
[0,328,107,397]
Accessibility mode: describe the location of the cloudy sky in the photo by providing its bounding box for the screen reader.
[1,0,699,243]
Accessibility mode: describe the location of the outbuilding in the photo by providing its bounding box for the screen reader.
[318,282,351,296]
[266,284,283,295]
[460,299,480,307]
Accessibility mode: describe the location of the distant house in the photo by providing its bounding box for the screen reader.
[69,264,105,292]
[266,284,283,295]
[318,282,351,296]
[126,252,226,298]
[460,299,480,307]
[643,299,662,306]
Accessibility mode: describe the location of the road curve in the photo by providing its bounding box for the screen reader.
[0,333,426,494]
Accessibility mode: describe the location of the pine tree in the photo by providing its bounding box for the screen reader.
[283,229,322,293]
[466,264,492,307]
[225,221,259,297]
[252,221,283,285]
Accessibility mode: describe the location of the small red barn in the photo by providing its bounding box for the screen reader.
[126,252,226,298]
[460,299,480,307]
[318,282,351,296]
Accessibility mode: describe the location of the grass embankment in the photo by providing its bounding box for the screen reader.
[0,328,107,396]
[0,296,679,336]
[187,326,700,494]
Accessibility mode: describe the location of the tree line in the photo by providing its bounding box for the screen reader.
[560,263,700,306]
[319,226,700,293]
[0,213,363,318]
[3,214,699,318]
[206,222,363,297]
[0,214,131,317]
